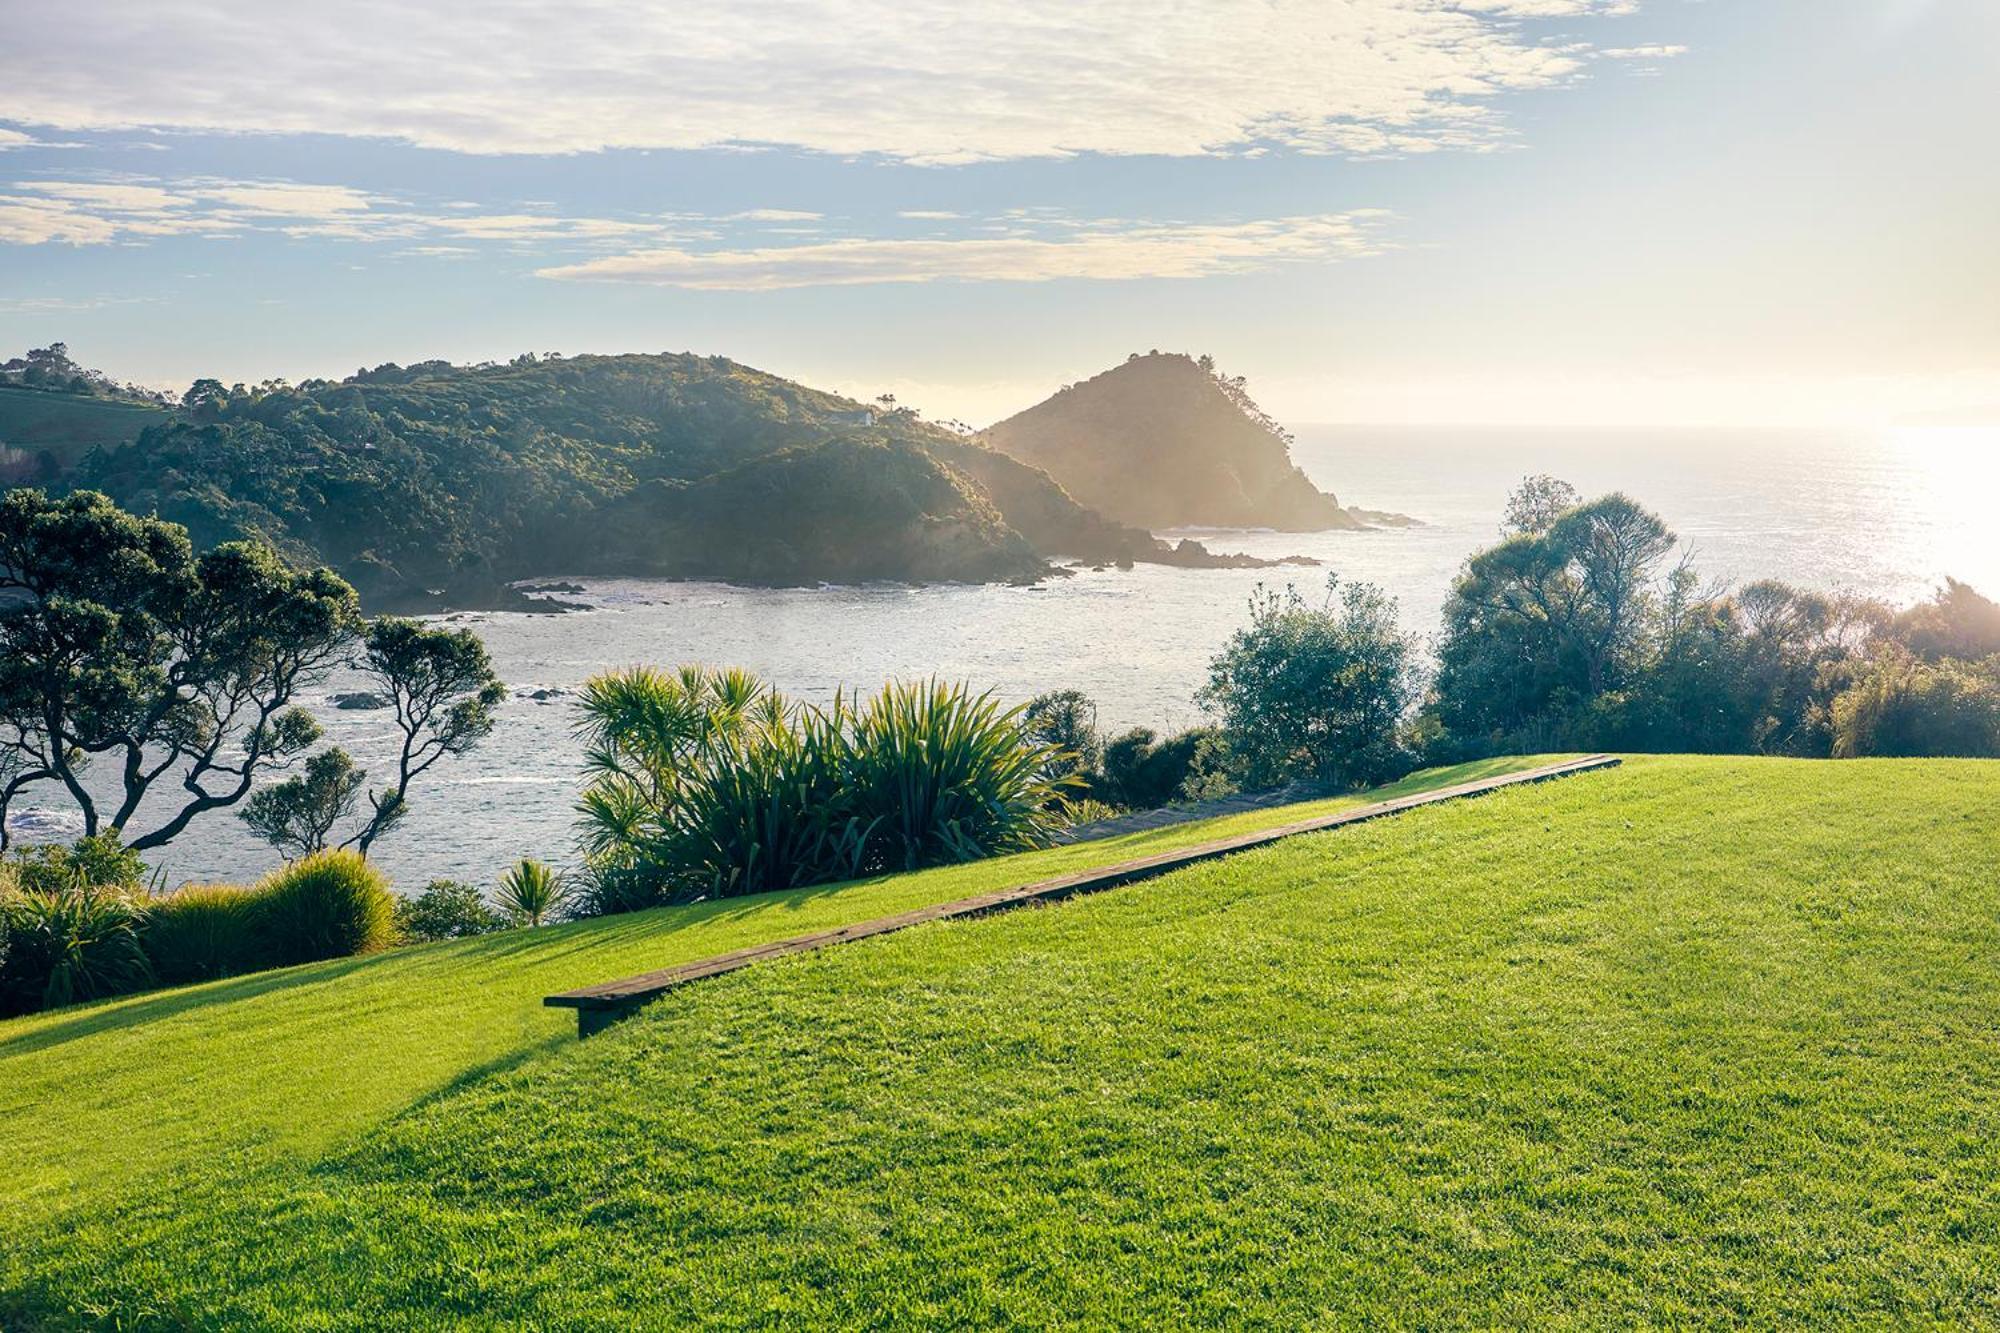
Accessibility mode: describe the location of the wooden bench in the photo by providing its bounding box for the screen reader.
[546,754,1622,1037]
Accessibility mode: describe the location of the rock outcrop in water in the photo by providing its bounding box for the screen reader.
[982,352,1392,532]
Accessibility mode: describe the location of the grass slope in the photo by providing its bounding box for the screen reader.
[0,385,166,462]
[8,755,1998,1327]
[0,756,1549,1232]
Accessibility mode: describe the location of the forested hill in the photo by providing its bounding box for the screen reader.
[75,352,1288,610]
[982,352,1395,532]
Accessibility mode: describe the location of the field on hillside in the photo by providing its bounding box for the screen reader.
[0,386,166,466]
[6,756,1999,1327]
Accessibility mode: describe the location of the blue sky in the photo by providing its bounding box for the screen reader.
[2,0,1994,427]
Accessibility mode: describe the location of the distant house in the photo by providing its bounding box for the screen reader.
[826,408,876,427]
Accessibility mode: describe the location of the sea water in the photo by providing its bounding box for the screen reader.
[21,425,1998,890]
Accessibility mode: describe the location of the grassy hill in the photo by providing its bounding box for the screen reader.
[6,755,1999,1326]
[0,385,166,474]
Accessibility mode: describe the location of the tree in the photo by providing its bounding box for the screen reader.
[345,618,506,855]
[1500,473,1580,537]
[1431,485,1676,745]
[0,490,360,852]
[1198,575,1417,789]
[238,748,366,859]
[1023,689,1101,785]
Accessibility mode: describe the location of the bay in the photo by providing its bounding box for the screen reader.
[24,424,1997,891]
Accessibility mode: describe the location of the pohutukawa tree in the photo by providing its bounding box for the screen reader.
[0,489,503,857]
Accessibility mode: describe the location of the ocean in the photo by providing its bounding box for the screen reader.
[21,424,1998,890]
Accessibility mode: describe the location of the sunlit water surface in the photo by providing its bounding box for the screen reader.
[23,425,1997,889]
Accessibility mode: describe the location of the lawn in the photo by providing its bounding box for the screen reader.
[7,755,1998,1327]
[0,754,1553,1233]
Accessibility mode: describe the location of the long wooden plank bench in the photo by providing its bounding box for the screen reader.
[546,753,1622,1037]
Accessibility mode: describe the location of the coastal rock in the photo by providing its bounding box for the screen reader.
[331,691,389,710]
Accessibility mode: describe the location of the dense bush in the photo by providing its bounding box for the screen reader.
[1199,575,1417,789]
[845,679,1071,871]
[574,666,1069,909]
[1830,650,2000,758]
[0,882,153,1016]
[396,880,504,942]
[1424,477,1999,763]
[9,833,148,897]
[250,850,397,967]
[143,884,261,985]
[1099,726,1223,809]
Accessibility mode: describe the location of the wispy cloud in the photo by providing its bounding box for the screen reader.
[1601,44,1689,58]
[536,213,1394,290]
[0,175,689,248]
[0,1,1654,163]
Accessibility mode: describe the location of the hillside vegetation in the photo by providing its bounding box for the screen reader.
[983,352,1373,531]
[7,756,1999,1327]
[72,352,1299,609]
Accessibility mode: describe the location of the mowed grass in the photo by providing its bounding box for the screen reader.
[0,754,1552,1234]
[6,756,1999,1328]
[0,385,166,460]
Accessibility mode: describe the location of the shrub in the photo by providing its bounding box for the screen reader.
[1100,726,1220,810]
[1830,649,2000,758]
[1056,797,1122,827]
[143,884,262,985]
[0,882,153,1016]
[10,831,147,897]
[842,679,1070,871]
[494,859,570,927]
[1200,575,1417,789]
[574,667,1071,908]
[652,703,871,900]
[251,849,397,967]
[396,879,504,942]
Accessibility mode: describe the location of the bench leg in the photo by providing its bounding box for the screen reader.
[577,1007,623,1039]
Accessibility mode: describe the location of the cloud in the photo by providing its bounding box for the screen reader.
[1601,44,1689,58]
[729,209,823,222]
[0,1,1652,163]
[899,210,963,221]
[0,174,691,247]
[536,212,1393,290]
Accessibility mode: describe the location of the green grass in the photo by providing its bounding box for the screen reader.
[7,755,1998,1327]
[0,385,166,464]
[0,755,1549,1230]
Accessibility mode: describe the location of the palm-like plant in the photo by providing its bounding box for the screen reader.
[843,679,1074,870]
[571,666,1076,913]
[495,859,569,927]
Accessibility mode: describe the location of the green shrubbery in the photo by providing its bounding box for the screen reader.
[395,880,504,942]
[1424,477,2000,764]
[0,842,400,1016]
[143,885,261,986]
[0,880,152,1016]
[574,666,1071,910]
[494,860,569,927]
[1831,648,2000,757]
[251,851,398,967]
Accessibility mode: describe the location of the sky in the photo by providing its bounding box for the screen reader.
[1,0,1995,429]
